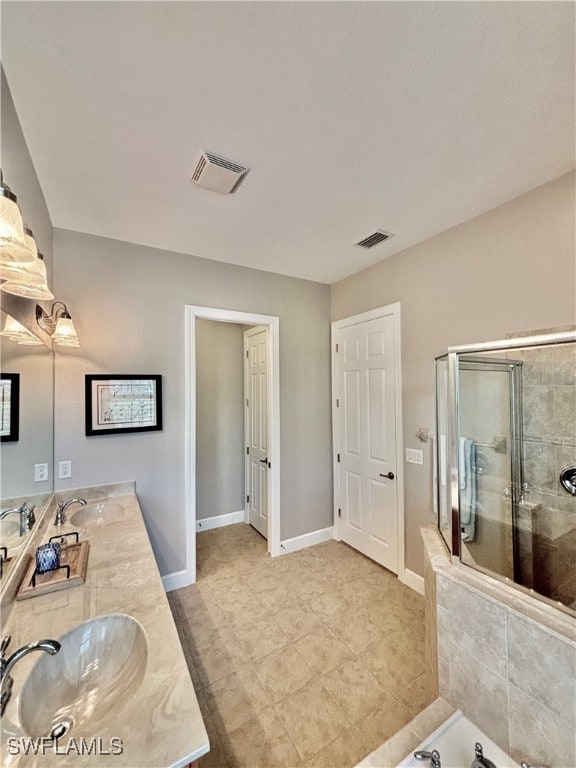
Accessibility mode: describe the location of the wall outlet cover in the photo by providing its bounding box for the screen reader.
[35,463,49,482]
[58,460,72,479]
[406,448,424,465]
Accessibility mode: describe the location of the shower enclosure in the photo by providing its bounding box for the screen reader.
[436,330,576,616]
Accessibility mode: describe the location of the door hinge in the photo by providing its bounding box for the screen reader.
[246,446,249,455]
[338,508,341,518]
[337,453,341,463]
[246,350,249,358]
[336,343,339,353]
[246,398,249,406]
[336,398,339,408]
[246,494,249,503]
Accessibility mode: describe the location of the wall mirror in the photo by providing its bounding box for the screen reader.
[0,306,54,592]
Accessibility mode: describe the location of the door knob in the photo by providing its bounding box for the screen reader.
[260,458,268,464]
[380,472,395,480]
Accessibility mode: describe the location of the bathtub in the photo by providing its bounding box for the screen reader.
[397,710,520,768]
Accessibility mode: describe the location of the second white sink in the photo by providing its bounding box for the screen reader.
[19,613,147,738]
[69,502,125,528]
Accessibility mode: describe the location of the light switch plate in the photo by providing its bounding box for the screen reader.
[59,460,72,479]
[406,448,424,465]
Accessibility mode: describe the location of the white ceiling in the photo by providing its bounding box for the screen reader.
[2,1,574,284]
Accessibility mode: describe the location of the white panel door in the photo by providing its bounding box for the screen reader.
[335,314,398,572]
[245,326,269,538]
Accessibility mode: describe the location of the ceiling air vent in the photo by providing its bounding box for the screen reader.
[355,230,394,249]
[190,151,249,194]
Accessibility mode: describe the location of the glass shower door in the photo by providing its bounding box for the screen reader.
[457,356,523,580]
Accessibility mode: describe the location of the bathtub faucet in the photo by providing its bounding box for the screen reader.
[472,743,497,768]
[415,749,442,768]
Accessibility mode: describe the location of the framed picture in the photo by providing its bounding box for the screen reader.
[0,373,20,442]
[85,375,162,436]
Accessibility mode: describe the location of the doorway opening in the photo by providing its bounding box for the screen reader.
[184,306,281,586]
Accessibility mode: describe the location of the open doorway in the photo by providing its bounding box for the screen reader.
[184,306,281,586]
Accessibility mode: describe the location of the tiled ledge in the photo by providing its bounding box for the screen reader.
[421,525,575,644]
[423,526,576,767]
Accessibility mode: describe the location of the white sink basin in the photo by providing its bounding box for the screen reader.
[19,614,147,738]
[69,502,125,528]
[0,518,26,555]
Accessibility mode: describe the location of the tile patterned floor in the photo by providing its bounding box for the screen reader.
[168,524,431,768]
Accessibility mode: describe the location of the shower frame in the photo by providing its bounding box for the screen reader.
[438,329,576,613]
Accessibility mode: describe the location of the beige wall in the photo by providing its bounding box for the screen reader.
[196,318,245,521]
[53,229,333,576]
[332,171,576,576]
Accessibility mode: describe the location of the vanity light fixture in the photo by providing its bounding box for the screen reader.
[1,227,54,300]
[0,171,35,265]
[36,302,80,347]
[0,314,42,345]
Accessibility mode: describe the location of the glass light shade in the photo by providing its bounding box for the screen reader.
[0,192,35,264]
[14,336,43,346]
[0,314,42,344]
[0,280,54,300]
[0,314,28,338]
[52,315,80,347]
[0,232,43,285]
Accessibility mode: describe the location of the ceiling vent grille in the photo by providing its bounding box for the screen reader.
[190,151,249,194]
[355,230,394,249]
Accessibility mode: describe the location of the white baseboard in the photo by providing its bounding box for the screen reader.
[196,509,245,532]
[162,569,194,593]
[280,526,334,554]
[400,567,425,596]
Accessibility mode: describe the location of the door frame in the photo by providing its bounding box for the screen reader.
[185,306,281,585]
[331,302,406,581]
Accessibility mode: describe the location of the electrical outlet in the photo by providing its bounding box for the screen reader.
[406,448,424,465]
[59,460,72,479]
[35,463,49,482]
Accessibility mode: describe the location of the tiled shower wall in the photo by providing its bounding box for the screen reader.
[423,528,576,768]
[521,342,576,605]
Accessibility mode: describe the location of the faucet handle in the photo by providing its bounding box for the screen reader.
[0,635,11,659]
[415,750,441,768]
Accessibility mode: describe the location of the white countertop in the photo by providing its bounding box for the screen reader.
[0,490,210,768]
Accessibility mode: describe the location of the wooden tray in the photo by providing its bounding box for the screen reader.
[17,541,90,600]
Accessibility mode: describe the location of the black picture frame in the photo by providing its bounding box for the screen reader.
[0,373,20,442]
[85,374,163,436]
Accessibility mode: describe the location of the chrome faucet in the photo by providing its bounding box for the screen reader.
[0,634,60,716]
[54,498,86,526]
[415,750,442,768]
[472,743,497,768]
[0,503,36,536]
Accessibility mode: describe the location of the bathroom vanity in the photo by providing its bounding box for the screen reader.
[0,484,209,768]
